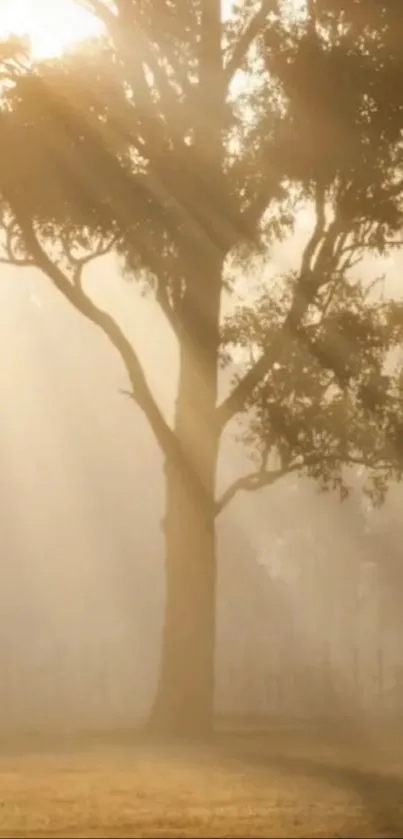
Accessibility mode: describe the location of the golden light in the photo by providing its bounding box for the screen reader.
[0,0,103,60]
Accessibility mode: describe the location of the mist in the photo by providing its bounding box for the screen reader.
[1,246,402,735]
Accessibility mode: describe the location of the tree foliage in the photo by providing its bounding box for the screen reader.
[0,0,402,509]
[223,270,403,507]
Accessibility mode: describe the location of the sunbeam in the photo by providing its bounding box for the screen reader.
[0,0,103,59]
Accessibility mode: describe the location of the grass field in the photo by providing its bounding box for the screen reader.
[1,724,403,837]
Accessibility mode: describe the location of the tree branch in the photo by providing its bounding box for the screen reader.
[81,0,193,149]
[155,281,183,338]
[217,186,348,430]
[216,452,391,514]
[4,195,219,516]
[138,37,186,132]
[60,233,117,285]
[217,303,297,430]
[216,462,297,514]
[300,182,326,275]
[77,0,169,151]
[224,0,277,87]
[217,202,329,429]
[7,204,177,459]
[75,0,116,28]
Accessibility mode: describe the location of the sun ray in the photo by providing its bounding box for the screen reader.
[0,0,103,60]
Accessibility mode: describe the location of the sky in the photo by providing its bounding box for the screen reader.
[0,0,103,59]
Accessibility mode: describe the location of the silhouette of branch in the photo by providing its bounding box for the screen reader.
[78,0,180,146]
[76,0,115,28]
[217,185,354,432]
[61,230,181,340]
[155,282,183,338]
[0,35,31,82]
[59,233,117,287]
[300,182,326,275]
[0,218,35,267]
[217,315,290,429]
[0,255,34,267]
[216,453,391,514]
[6,206,176,460]
[137,35,187,130]
[3,200,218,515]
[217,198,331,429]
[224,0,277,87]
[216,463,297,514]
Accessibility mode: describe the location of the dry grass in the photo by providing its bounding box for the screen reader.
[1,724,403,837]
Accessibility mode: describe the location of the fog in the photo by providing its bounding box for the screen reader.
[1,239,403,734]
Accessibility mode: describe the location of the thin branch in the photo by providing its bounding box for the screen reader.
[340,237,403,261]
[0,218,35,266]
[363,274,386,302]
[315,276,339,321]
[216,463,296,513]
[155,281,183,338]
[118,0,194,103]
[224,0,277,87]
[7,203,174,455]
[61,234,118,287]
[75,0,116,28]
[312,215,343,278]
[78,0,168,151]
[306,0,319,42]
[216,452,392,514]
[241,181,286,236]
[217,189,329,429]
[115,4,186,141]
[0,256,34,267]
[217,186,352,431]
[300,182,326,276]
[138,38,186,131]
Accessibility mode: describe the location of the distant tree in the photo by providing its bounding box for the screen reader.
[0,0,402,735]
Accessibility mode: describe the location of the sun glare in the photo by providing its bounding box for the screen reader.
[0,0,103,60]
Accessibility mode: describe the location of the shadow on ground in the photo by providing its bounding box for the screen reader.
[1,722,403,837]
[218,724,403,837]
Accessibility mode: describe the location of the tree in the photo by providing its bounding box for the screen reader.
[0,0,403,736]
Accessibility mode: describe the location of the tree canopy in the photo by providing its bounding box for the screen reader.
[0,0,402,509]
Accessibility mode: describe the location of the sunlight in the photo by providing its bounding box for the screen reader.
[0,0,103,60]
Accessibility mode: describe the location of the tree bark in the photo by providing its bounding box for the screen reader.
[149,456,218,738]
[148,255,222,739]
[148,0,225,739]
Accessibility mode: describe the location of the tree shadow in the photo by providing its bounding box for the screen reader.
[219,729,403,837]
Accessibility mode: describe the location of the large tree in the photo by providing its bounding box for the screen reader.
[0,0,403,735]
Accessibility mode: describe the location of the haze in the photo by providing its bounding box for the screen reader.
[1,226,402,732]
[1,2,403,834]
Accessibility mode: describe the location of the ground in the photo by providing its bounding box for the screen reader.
[1,723,403,837]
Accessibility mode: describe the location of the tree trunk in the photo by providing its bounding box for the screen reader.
[148,258,222,739]
[149,456,218,738]
[148,0,225,739]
